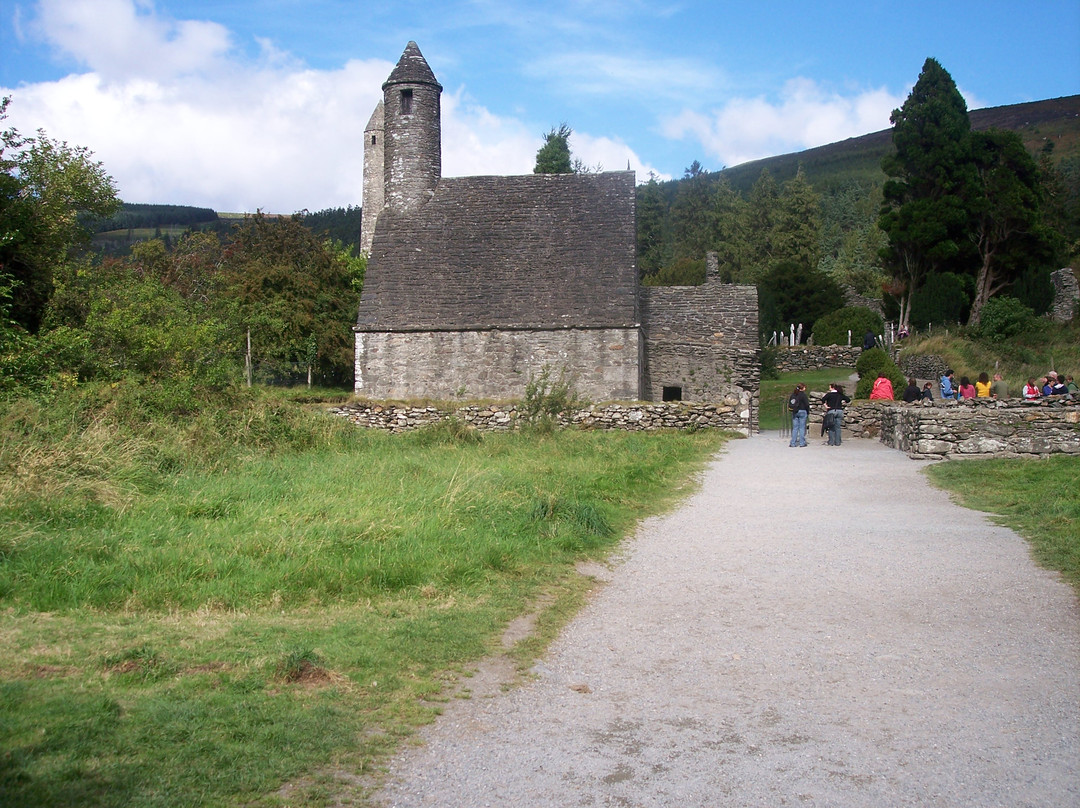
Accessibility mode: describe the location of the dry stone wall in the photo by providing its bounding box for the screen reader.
[331,397,755,436]
[775,345,861,373]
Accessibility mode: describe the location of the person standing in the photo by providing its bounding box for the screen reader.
[788,383,810,448]
[821,383,851,446]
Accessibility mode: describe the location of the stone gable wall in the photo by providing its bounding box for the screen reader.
[331,398,754,436]
[640,279,759,425]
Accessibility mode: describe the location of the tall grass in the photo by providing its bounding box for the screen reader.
[0,383,728,807]
[898,318,1080,391]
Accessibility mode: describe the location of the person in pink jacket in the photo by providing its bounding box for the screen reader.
[869,374,894,400]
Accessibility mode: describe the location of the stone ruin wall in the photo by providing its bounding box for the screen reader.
[1051,267,1078,322]
[331,400,754,436]
[775,345,862,373]
[802,398,1079,459]
[640,254,759,427]
[879,399,1080,459]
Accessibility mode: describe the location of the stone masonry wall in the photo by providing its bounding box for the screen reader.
[331,398,754,436]
[775,345,862,373]
[640,273,759,425]
[355,327,641,402]
[1051,267,1078,322]
[879,398,1080,459]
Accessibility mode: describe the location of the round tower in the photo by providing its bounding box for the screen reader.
[382,41,442,215]
[360,100,384,253]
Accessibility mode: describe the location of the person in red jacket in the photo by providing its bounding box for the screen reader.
[869,374,894,400]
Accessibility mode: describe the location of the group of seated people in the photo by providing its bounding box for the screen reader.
[1022,372,1076,400]
[863,369,1077,403]
[932,369,1076,401]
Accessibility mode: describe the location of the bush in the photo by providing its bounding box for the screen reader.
[854,347,906,399]
[972,296,1035,343]
[811,306,884,347]
[521,365,585,432]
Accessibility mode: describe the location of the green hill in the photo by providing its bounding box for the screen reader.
[721,94,1080,193]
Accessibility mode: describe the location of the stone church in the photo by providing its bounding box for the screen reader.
[355,42,759,419]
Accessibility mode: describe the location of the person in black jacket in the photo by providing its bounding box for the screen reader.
[902,377,921,403]
[821,383,851,446]
[788,383,810,447]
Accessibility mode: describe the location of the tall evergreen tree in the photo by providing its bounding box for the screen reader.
[966,129,1058,324]
[534,124,574,174]
[878,58,975,330]
[773,167,823,272]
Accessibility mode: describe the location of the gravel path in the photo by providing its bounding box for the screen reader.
[373,433,1080,807]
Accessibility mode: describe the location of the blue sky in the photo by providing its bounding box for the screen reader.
[2,0,1077,213]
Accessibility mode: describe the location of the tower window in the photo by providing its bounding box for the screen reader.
[400,89,413,115]
[371,134,377,145]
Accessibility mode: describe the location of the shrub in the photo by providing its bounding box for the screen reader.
[854,347,905,399]
[522,365,585,432]
[972,296,1035,343]
[811,306,884,347]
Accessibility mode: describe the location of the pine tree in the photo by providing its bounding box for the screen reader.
[878,58,975,330]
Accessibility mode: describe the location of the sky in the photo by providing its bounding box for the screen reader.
[2,0,1078,214]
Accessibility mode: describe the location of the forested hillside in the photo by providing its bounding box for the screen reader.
[639,89,1079,340]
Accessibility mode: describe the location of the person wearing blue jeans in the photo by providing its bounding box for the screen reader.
[788,383,810,447]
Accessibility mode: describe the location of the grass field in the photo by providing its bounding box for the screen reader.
[925,455,1080,596]
[759,367,856,430]
[0,388,729,808]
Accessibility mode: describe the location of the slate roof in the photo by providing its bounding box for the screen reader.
[383,41,442,91]
[356,171,638,332]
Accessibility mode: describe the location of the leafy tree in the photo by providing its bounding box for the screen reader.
[966,128,1058,324]
[217,214,362,385]
[757,259,844,343]
[878,58,975,331]
[969,295,1035,343]
[534,124,574,174]
[811,306,884,347]
[0,97,119,333]
[908,271,971,327]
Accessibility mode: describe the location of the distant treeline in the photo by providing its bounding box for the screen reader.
[299,205,363,251]
[93,203,219,233]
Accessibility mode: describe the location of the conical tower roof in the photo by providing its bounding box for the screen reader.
[383,41,442,91]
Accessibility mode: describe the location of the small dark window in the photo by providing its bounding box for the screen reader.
[662,386,682,402]
[400,89,413,115]
[371,134,377,145]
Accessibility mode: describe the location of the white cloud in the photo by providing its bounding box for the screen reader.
[2,0,583,212]
[661,78,906,168]
[32,0,235,81]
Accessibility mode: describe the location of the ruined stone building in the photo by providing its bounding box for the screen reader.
[356,42,759,423]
